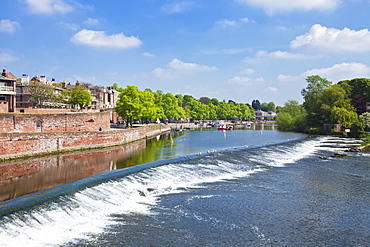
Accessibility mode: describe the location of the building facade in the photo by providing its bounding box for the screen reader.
[0,69,16,113]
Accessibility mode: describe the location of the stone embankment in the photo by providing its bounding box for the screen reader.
[0,124,171,162]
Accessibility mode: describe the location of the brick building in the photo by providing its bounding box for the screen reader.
[0,69,16,113]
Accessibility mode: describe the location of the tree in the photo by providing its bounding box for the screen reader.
[161,93,186,119]
[252,99,260,110]
[331,106,358,128]
[62,86,92,109]
[360,112,370,131]
[140,89,160,122]
[260,102,269,111]
[301,75,332,127]
[199,97,211,105]
[211,98,219,106]
[338,78,370,115]
[277,100,307,131]
[115,85,143,127]
[301,75,332,99]
[267,102,276,112]
[25,82,56,107]
[235,103,254,119]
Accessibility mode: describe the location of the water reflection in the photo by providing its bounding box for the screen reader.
[0,124,278,202]
[0,131,186,202]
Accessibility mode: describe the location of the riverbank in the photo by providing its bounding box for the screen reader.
[0,124,171,162]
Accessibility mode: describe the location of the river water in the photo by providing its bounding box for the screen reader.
[0,128,369,246]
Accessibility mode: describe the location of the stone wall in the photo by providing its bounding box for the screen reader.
[0,127,146,160]
[0,111,111,133]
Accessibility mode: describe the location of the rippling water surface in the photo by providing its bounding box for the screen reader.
[1,129,369,246]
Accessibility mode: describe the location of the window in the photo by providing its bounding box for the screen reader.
[0,95,7,101]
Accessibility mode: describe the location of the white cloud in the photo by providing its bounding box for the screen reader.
[153,68,177,79]
[215,19,237,28]
[0,52,19,62]
[83,18,99,26]
[202,48,251,55]
[71,29,143,49]
[240,17,255,23]
[279,62,370,83]
[236,0,339,15]
[241,68,255,75]
[228,76,253,85]
[24,0,74,14]
[228,76,264,85]
[265,87,278,92]
[256,50,320,60]
[214,17,255,29]
[291,24,370,52]
[246,50,319,63]
[57,21,79,31]
[161,1,195,14]
[168,58,217,71]
[0,19,20,33]
[277,74,299,82]
[153,58,217,78]
[142,52,156,57]
[303,62,370,81]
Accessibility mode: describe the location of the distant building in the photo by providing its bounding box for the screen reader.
[0,69,16,112]
[255,110,277,119]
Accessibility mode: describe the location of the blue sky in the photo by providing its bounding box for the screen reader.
[1,0,370,106]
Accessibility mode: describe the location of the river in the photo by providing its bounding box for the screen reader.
[0,127,369,246]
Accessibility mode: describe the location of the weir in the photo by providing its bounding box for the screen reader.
[1,135,363,247]
[0,153,201,217]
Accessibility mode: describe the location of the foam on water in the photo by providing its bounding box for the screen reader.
[248,137,323,167]
[0,137,329,247]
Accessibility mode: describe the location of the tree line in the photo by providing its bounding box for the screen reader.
[25,80,93,108]
[277,75,370,137]
[113,84,257,127]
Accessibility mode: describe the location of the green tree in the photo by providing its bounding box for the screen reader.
[331,106,358,128]
[235,103,254,119]
[115,85,143,127]
[360,112,370,131]
[267,102,276,112]
[199,97,211,105]
[161,92,186,119]
[277,100,307,131]
[260,102,269,111]
[338,78,370,115]
[186,99,207,119]
[207,104,217,120]
[25,82,56,107]
[301,75,332,127]
[140,89,160,122]
[252,99,260,110]
[211,98,219,106]
[301,75,332,100]
[62,86,92,109]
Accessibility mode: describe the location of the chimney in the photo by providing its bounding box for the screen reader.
[62,81,67,89]
[2,69,6,77]
[76,80,80,86]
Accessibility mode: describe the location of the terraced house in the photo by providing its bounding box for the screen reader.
[0,69,16,113]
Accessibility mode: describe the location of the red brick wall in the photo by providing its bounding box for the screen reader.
[0,111,111,133]
[0,127,146,160]
[0,101,8,113]
[0,139,146,201]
